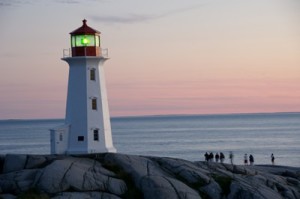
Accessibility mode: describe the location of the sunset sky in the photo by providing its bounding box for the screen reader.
[0,0,299,119]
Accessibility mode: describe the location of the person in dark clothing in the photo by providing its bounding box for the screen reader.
[204,152,209,162]
[271,153,275,165]
[220,152,225,163]
[215,153,220,163]
[209,152,214,162]
[229,151,234,164]
[249,154,254,165]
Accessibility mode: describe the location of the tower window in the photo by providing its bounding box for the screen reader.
[90,69,96,81]
[92,98,97,110]
[78,136,84,141]
[93,129,99,141]
[59,133,63,141]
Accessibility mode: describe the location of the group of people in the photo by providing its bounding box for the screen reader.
[243,153,255,165]
[204,152,276,165]
[204,152,225,163]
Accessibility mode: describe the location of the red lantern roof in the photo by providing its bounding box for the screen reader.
[70,19,100,35]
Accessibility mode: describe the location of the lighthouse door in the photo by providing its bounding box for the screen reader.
[50,125,69,154]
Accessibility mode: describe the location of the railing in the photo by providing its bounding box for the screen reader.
[101,48,109,58]
[62,48,109,58]
[63,48,71,58]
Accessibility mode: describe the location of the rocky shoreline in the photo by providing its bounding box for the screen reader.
[0,153,299,199]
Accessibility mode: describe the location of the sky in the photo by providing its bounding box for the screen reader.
[0,0,299,119]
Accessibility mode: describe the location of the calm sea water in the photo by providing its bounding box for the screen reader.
[0,113,299,167]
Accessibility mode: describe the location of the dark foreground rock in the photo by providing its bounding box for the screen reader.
[0,153,299,199]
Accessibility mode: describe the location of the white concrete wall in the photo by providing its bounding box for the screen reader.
[87,58,116,153]
[64,58,88,154]
[97,62,116,152]
[61,56,116,154]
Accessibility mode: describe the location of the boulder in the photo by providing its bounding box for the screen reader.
[200,181,222,199]
[228,180,283,199]
[0,169,40,193]
[156,157,210,185]
[286,177,300,186]
[3,154,27,173]
[25,155,47,169]
[283,170,299,179]
[104,153,167,185]
[36,158,74,193]
[104,154,202,199]
[141,175,200,199]
[36,157,127,195]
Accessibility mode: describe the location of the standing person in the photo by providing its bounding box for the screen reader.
[244,154,248,165]
[229,151,234,165]
[249,154,254,166]
[215,153,220,163]
[209,152,214,162]
[204,152,209,162]
[220,152,225,163]
[271,153,275,165]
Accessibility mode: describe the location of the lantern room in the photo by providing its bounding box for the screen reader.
[70,19,101,57]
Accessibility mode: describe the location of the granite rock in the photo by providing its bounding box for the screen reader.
[36,157,127,195]
[2,154,27,174]
[0,194,16,199]
[0,153,299,199]
[0,169,40,193]
[51,192,123,199]
[25,155,47,169]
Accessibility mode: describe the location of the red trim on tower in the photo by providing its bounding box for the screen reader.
[72,47,101,57]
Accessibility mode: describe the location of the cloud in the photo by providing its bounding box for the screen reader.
[0,1,10,6]
[0,0,100,7]
[91,13,155,24]
[0,0,34,7]
[91,4,206,24]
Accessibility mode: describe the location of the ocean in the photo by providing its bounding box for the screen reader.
[0,112,299,167]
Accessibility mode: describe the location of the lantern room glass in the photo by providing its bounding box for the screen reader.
[71,35,100,47]
[95,36,100,46]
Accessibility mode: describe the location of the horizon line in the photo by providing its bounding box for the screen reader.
[1,111,299,121]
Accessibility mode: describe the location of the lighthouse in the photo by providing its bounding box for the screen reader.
[50,19,116,154]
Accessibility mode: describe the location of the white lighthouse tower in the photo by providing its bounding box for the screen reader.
[50,19,116,154]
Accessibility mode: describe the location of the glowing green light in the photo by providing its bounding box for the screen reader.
[81,36,90,45]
